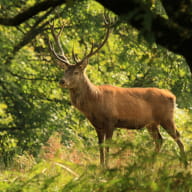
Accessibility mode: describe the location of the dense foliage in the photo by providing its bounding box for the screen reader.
[0,0,192,191]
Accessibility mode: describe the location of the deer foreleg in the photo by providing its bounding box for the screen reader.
[96,130,105,166]
[147,124,163,153]
[105,129,114,167]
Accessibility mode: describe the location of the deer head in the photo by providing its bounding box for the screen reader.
[49,14,114,89]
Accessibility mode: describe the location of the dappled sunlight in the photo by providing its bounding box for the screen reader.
[0,0,192,191]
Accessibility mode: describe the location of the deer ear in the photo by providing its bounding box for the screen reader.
[79,58,89,70]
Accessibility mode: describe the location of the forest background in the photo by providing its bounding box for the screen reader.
[0,0,192,191]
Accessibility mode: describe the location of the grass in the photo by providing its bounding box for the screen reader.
[1,129,192,192]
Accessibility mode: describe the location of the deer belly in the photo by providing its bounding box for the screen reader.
[115,119,146,129]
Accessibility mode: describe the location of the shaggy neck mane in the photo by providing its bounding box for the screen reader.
[69,73,100,112]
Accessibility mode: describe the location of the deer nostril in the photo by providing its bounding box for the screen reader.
[59,79,65,85]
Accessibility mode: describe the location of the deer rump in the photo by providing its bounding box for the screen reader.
[83,86,175,130]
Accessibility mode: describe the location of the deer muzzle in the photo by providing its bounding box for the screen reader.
[59,79,65,85]
[59,79,67,88]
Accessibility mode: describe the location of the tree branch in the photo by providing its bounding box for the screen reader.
[1,0,192,73]
[95,0,192,73]
[7,70,57,82]
[0,126,42,132]
[161,0,192,29]
[0,0,66,26]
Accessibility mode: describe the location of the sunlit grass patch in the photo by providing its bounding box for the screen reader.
[0,108,192,192]
[1,139,192,192]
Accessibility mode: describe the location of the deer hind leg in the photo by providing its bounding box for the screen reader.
[161,120,185,154]
[147,123,163,152]
[160,120,187,167]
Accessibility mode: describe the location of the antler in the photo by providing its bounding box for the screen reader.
[77,12,114,66]
[48,21,72,68]
[49,12,115,69]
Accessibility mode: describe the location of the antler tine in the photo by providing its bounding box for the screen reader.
[83,41,92,58]
[72,46,79,64]
[103,11,117,30]
[48,39,71,67]
[86,41,95,58]
[103,11,110,26]
[49,20,71,66]
[49,21,63,54]
[79,14,113,64]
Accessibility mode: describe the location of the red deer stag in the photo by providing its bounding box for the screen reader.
[48,16,186,167]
